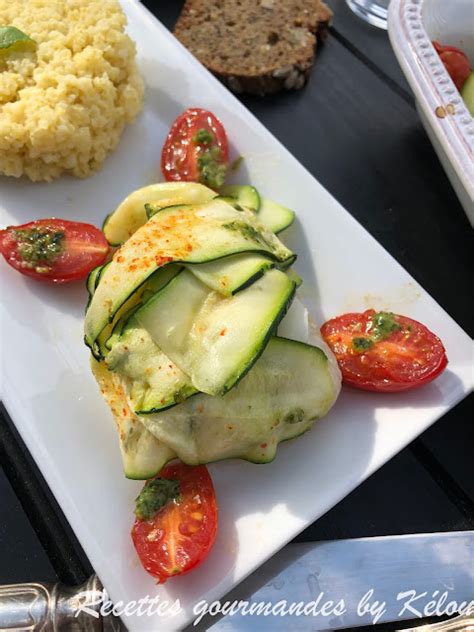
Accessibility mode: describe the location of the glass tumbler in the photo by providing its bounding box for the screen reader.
[346,0,390,30]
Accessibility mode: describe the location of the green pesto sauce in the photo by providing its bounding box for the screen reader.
[13,227,64,270]
[351,311,402,353]
[284,408,305,424]
[191,128,227,188]
[371,311,402,340]
[198,145,227,189]
[230,156,244,172]
[222,221,263,243]
[352,337,374,352]
[192,128,214,144]
[134,477,180,521]
[174,385,192,404]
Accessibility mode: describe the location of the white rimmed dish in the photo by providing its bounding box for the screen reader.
[388,0,474,225]
[0,1,473,630]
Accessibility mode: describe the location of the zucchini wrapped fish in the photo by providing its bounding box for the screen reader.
[86,183,341,478]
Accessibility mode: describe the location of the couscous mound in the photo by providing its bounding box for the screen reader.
[0,0,144,182]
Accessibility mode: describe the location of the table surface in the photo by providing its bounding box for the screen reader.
[1,0,473,620]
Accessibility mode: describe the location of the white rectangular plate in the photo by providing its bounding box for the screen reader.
[0,2,472,630]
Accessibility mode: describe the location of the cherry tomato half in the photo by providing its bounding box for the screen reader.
[132,463,218,583]
[161,108,229,190]
[433,41,471,90]
[0,219,109,283]
[321,309,448,393]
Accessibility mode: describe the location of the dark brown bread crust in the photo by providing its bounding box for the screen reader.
[174,0,332,96]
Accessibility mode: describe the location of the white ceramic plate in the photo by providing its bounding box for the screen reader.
[0,2,472,630]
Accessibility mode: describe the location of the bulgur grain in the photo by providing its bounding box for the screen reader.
[0,0,144,182]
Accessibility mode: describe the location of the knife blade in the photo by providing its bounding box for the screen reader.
[189,531,474,631]
[0,533,471,630]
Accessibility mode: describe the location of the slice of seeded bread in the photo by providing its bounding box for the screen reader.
[174,0,333,96]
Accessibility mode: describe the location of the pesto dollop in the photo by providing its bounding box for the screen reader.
[134,477,180,521]
[352,337,374,352]
[192,128,214,145]
[351,311,402,353]
[198,145,227,189]
[370,311,402,340]
[191,128,227,189]
[13,227,64,270]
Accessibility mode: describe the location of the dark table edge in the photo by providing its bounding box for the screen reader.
[0,402,91,585]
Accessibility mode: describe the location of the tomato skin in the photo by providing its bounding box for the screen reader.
[132,463,218,583]
[432,41,471,90]
[0,219,109,283]
[161,108,229,189]
[321,310,448,393]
